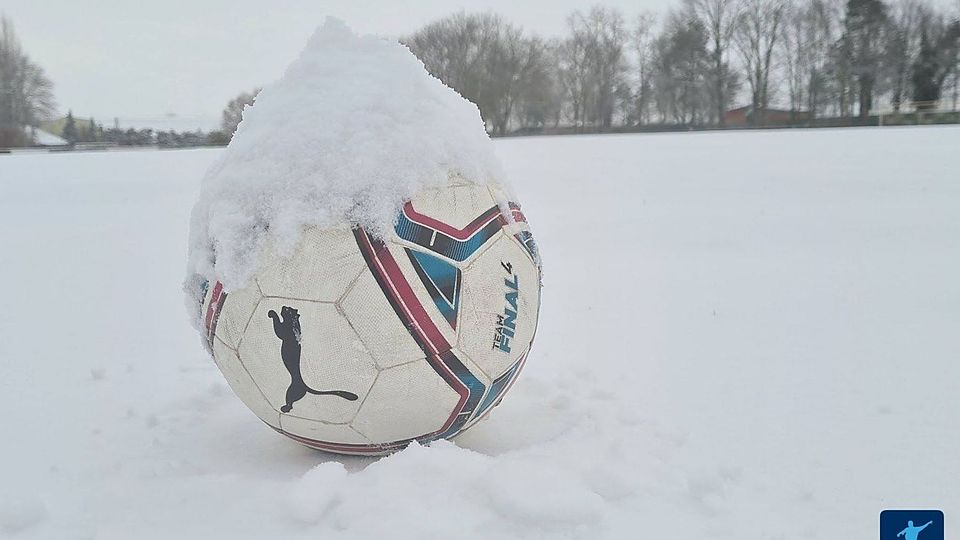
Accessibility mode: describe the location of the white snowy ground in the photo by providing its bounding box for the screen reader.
[1,126,958,539]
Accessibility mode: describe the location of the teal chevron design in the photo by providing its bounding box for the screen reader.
[406,248,462,330]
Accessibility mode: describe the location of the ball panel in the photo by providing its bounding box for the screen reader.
[391,208,505,268]
[212,337,280,428]
[465,348,529,430]
[256,227,366,301]
[407,183,498,230]
[350,359,460,443]
[339,270,426,369]
[446,347,492,433]
[501,219,539,263]
[199,281,216,329]
[457,234,541,380]
[237,299,377,423]
[449,347,492,394]
[213,282,261,351]
[383,242,459,347]
[279,415,372,446]
[200,280,227,351]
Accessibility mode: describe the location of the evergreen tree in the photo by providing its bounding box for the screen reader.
[62,110,77,143]
[912,30,939,107]
[911,21,960,109]
[844,0,888,117]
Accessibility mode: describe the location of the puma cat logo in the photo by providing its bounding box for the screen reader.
[267,306,359,413]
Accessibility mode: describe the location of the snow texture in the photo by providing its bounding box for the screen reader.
[2,126,959,539]
[185,18,504,303]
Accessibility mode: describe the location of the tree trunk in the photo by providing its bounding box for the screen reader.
[808,68,818,119]
[858,76,873,118]
[715,47,726,126]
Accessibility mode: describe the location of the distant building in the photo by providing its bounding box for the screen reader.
[724,106,811,126]
[27,126,69,147]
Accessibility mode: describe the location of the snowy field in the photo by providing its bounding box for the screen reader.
[1,126,958,539]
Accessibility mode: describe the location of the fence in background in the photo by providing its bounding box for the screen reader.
[502,102,960,138]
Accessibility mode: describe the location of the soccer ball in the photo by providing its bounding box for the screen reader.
[198,181,541,455]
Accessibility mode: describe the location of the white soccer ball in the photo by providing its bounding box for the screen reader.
[198,181,541,455]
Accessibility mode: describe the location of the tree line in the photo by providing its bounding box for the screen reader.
[1,14,230,149]
[59,109,229,148]
[404,0,960,132]
[6,3,960,149]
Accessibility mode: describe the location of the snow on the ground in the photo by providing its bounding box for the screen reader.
[188,19,503,296]
[1,126,958,539]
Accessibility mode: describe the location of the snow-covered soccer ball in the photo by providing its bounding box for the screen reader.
[198,182,541,455]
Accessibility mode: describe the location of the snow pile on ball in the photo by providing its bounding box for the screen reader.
[186,17,507,292]
[185,18,541,454]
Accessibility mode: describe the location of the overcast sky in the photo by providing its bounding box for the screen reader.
[4,0,679,130]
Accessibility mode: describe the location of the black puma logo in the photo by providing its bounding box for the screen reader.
[267,306,359,413]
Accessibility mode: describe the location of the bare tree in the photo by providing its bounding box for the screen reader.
[804,0,840,117]
[221,88,260,137]
[0,15,56,147]
[781,0,842,118]
[406,12,547,134]
[484,26,543,134]
[782,0,816,117]
[735,0,787,124]
[515,39,562,130]
[951,0,960,108]
[632,12,658,125]
[591,7,630,128]
[557,24,591,128]
[559,6,629,130]
[686,0,741,124]
[831,33,854,115]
